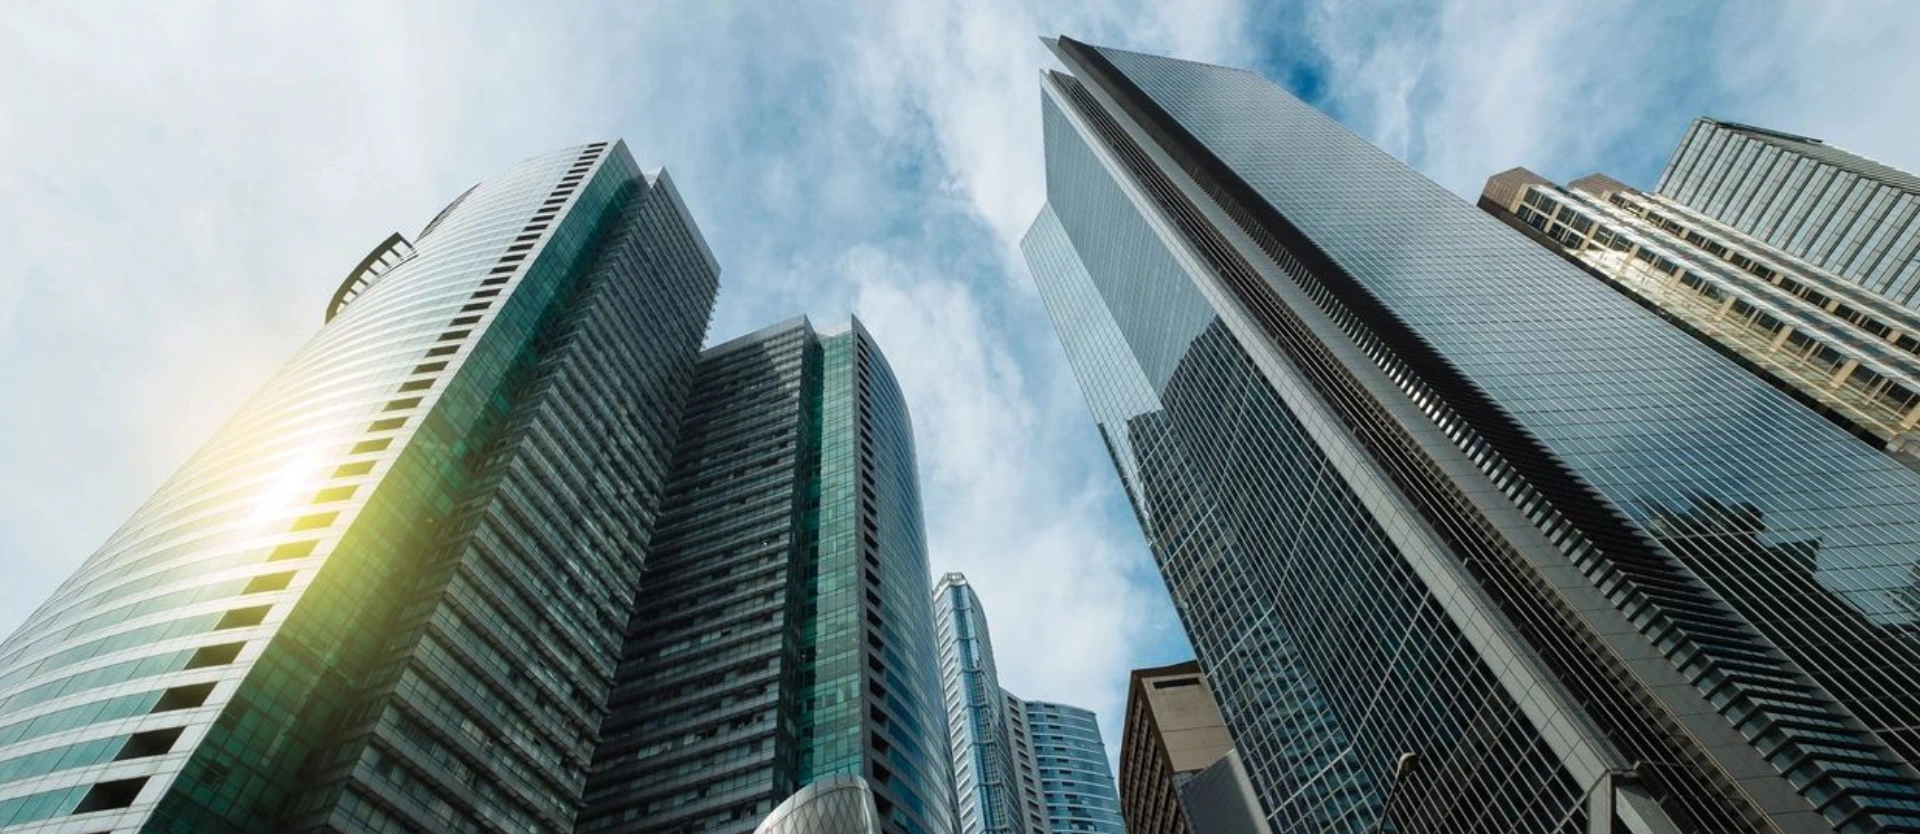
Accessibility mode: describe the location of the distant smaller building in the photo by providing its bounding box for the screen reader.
[1018,699,1126,833]
[935,574,1124,834]
[1117,661,1267,834]
[1655,119,1920,307]
[1481,165,1920,464]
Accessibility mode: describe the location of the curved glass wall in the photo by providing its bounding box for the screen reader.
[803,323,954,834]
[1018,700,1124,834]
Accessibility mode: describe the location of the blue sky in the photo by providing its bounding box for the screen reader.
[1,0,1916,770]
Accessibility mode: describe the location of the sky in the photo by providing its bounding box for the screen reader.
[2,0,1917,777]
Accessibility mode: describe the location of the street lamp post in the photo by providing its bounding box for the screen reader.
[1370,751,1420,834]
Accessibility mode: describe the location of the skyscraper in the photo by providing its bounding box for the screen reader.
[577,317,954,834]
[934,574,1029,834]
[1655,120,1920,306]
[1023,35,1920,834]
[933,574,1122,834]
[1480,166,1920,463]
[0,142,721,832]
[1010,699,1123,834]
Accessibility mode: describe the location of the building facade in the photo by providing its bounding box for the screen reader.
[1024,36,1920,834]
[1117,662,1270,834]
[1014,700,1123,834]
[1655,119,1920,306]
[934,574,1030,834]
[933,574,1123,834]
[1480,166,1920,462]
[0,142,722,832]
[576,318,955,834]
[1002,693,1050,834]
[1116,662,1226,834]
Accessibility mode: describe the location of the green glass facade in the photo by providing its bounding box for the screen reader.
[577,318,954,834]
[0,142,720,832]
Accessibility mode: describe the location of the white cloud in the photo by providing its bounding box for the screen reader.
[1297,0,1920,197]
[842,243,1165,715]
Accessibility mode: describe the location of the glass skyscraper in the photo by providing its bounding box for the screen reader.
[577,317,954,834]
[933,574,1122,834]
[1656,120,1920,307]
[0,142,721,832]
[0,144,959,834]
[1023,36,1920,833]
[1014,700,1123,834]
[934,574,1029,834]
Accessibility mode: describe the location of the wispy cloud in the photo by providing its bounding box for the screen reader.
[1293,0,1920,197]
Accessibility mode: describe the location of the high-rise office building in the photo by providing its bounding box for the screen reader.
[577,317,955,834]
[1023,35,1920,834]
[934,574,1031,834]
[1002,692,1050,834]
[933,574,1122,834]
[1012,700,1123,834]
[1480,166,1920,463]
[0,142,722,832]
[1656,120,1920,306]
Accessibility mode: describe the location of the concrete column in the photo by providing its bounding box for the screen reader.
[1830,359,1861,389]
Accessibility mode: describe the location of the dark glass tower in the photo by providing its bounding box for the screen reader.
[1024,37,1920,834]
[0,142,721,832]
[576,318,955,834]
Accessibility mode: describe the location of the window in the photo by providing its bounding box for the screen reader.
[183,643,244,670]
[242,572,294,594]
[214,606,270,630]
[268,541,318,561]
[73,777,147,812]
[152,683,215,712]
[311,485,356,503]
[290,512,337,531]
[114,728,183,761]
